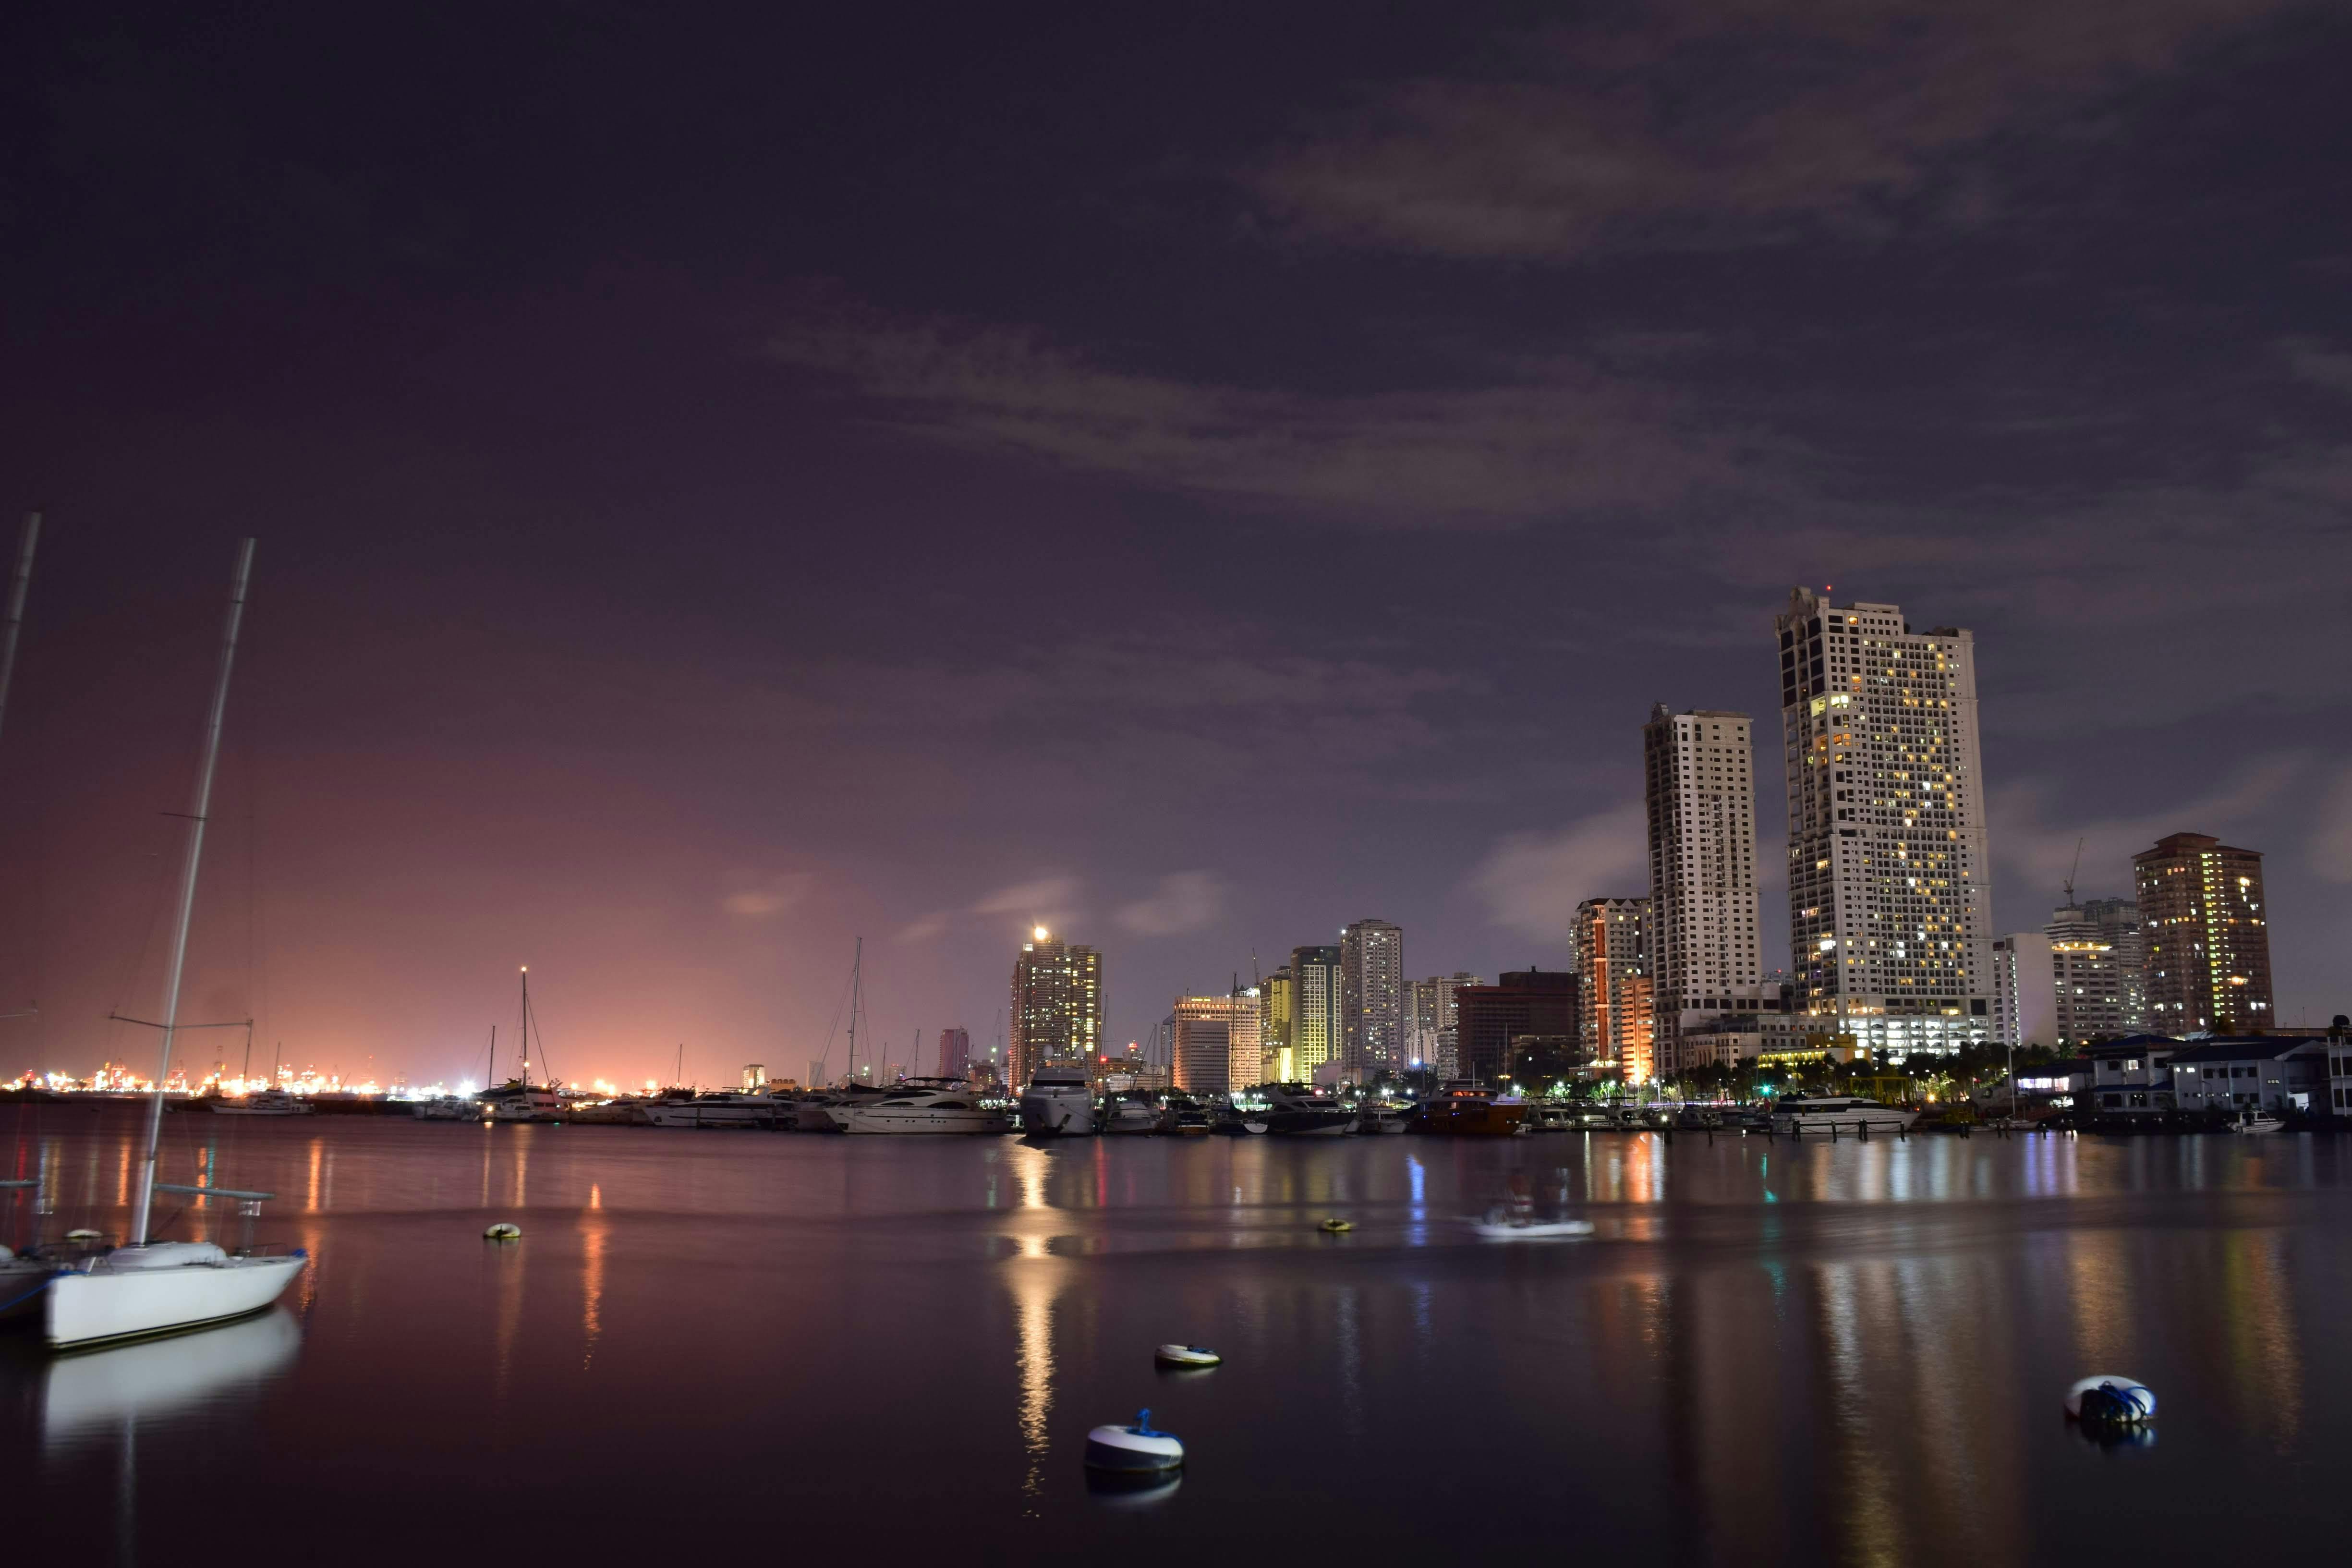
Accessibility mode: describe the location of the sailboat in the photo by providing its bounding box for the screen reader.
[44,539,308,1350]
[479,972,564,1122]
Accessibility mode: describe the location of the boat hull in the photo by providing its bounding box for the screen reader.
[844,1107,1011,1134]
[1018,1091,1097,1136]
[45,1252,308,1350]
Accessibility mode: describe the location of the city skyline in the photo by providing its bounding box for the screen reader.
[5,7,2350,1088]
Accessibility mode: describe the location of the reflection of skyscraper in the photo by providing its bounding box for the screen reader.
[1340,919,1404,1076]
[1291,945,1342,1077]
[1008,929,1103,1088]
[1575,897,1654,1083]
[2134,833,2272,1034]
[937,1026,971,1079]
[1776,590,1993,1057]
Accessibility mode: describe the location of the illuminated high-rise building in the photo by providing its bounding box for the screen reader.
[1777,590,1992,1057]
[1171,989,1259,1097]
[1259,967,1295,1081]
[1405,972,1480,1076]
[2045,903,2136,1045]
[2134,833,2272,1034]
[1339,919,1404,1076]
[1007,928,1102,1088]
[1290,945,1342,1077]
[1575,897,1654,1083]
[1644,707,1763,1075]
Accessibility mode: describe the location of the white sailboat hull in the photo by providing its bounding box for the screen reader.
[45,1250,308,1350]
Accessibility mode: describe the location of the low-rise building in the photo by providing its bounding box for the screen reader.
[2081,1034,2182,1117]
[2166,1037,2328,1116]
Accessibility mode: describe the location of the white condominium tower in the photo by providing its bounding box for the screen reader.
[1339,919,1404,1076]
[1641,707,1762,1074]
[1777,589,1992,1056]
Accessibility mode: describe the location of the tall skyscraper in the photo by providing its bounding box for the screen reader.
[2045,904,2134,1044]
[1259,966,1295,1081]
[1290,944,1342,1077]
[1171,990,1259,1096]
[2081,897,2146,1029]
[937,1026,971,1079]
[1776,590,1993,1056]
[1574,897,1654,1083]
[1339,919,1405,1077]
[1990,932,2057,1049]
[1007,927,1102,1087]
[2134,833,2272,1034]
[1405,972,1480,1075]
[1643,707,1763,1075]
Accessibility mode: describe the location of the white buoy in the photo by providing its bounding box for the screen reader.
[1084,1409,1184,1472]
[1320,1217,1352,1233]
[1154,1343,1221,1368]
[2065,1375,2156,1424]
[65,1228,102,1241]
[484,1222,522,1241]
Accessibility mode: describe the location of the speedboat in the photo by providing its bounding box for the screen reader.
[1471,1206,1595,1242]
[1019,1064,1097,1136]
[1101,1093,1160,1134]
[1259,1083,1356,1136]
[2231,1111,2286,1135]
[1770,1095,1918,1136]
[210,1088,313,1117]
[1411,1085,1527,1137]
[845,1083,1010,1134]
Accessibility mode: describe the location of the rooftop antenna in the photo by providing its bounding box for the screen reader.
[2063,837,2084,905]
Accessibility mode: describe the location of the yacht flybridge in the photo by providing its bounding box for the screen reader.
[45,541,307,1349]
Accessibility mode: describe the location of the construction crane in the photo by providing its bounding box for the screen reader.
[2062,837,2084,905]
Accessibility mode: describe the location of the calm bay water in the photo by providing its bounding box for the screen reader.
[5,1108,2349,1565]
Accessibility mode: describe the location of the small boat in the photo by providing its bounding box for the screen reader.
[1472,1206,1595,1241]
[844,1082,1010,1134]
[1154,1344,1221,1368]
[1356,1103,1410,1134]
[2065,1375,2156,1424]
[1256,1082,1356,1135]
[2231,1111,2286,1135]
[1101,1093,1160,1134]
[1019,1064,1098,1136]
[410,1094,479,1121]
[210,1088,313,1117]
[1085,1410,1184,1473]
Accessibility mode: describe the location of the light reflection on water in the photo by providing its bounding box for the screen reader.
[2,1112,2348,1564]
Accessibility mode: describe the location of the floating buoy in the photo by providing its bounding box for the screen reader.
[2065,1375,2155,1425]
[483,1222,522,1240]
[1084,1408,1184,1472]
[1319,1217,1353,1233]
[1154,1343,1222,1368]
[65,1228,103,1241]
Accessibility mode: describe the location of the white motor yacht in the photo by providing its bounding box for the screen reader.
[409,1094,479,1121]
[641,1092,784,1129]
[1101,1093,1160,1134]
[210,1088,313,1117]
[845,1083,1010,1134]
[482,1082,563,1122]
[1019,1065,1097,1136]
[1356,1103,1410,1134]
[1259,1082,1357,1136]
[1770,1095,1918,1136]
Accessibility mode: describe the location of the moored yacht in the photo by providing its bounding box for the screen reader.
[409,1094,479,1121]
[1101,1092,1160,1134]
[641,1091,784,1129]
[1770,1095,1918,1136]
[845,1082,1010,1134]
[209,1088,313,1117]
[481,1081,563,1123]
[1412,1084,1528,1137]
[1019,1064,1097,1136]
[1258,1083,1357,1136]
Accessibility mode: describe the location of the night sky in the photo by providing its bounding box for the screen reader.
[3,2,2348,1088]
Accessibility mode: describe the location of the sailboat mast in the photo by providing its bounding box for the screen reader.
[846,936,862,1084]
[519,968,532,1083]
[129,537,256,1247]
[0,512,38,750]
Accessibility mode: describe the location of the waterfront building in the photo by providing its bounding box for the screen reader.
[1775,590,1993,1057]
[2080,1034,2184,1117]
[937,1026,971,1079]
[1259,967,1295,1082]
[1008,928,1103,1088]
[2133,833,2273,1034]
[1291,944,1343,1077]
[1643,706,1763,1075]
[1453,969,1579,1086]
[2166,1037,2329,1116]
[1339,919,1405,1076]
[1171,990,1259,1097]
[1574,897,1654,1083]
[2326,1017,2351,1116]
[1990,933,2058,1049]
